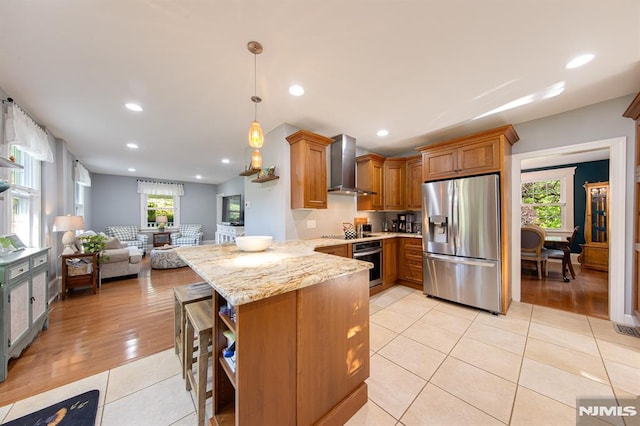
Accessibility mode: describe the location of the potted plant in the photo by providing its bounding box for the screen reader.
[77,234,109,262]
[0,237,14,256]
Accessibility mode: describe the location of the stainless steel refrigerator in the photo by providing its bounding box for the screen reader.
[422,174,502,313]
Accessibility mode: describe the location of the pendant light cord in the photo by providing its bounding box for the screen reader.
[254,53,258,121]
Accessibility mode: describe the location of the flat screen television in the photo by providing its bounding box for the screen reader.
[222,194,243,225]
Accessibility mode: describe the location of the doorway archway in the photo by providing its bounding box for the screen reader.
[510,136,627,324]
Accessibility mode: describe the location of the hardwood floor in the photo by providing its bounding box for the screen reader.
[521,259,609,320]
[0,257,203,407]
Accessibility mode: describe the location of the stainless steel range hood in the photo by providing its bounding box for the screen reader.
[328,134,376,196]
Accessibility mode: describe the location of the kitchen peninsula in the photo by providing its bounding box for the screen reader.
[175,241,371,425]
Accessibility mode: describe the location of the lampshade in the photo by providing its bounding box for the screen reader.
[251,149,262,169]
[156,215,168,224]
[248,120,264,148]
[53,215,85,232]
[53,215,85,255]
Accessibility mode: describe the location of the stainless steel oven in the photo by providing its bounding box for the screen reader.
[352,240,383,287]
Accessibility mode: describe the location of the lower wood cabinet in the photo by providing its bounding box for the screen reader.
[0,248,49,382]
[314,243,351,258]
[398,237,423,289]
[382,238,398,285]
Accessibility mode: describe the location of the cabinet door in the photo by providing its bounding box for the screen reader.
[457,139,500,175]
[315,244,350,258]
[10,280,30,346]
[382,239,398,284]
[406,157,423,210]
[383,159,406,210]
[356,155,385,211]
[422,147,458,180]
[304,142,328,209]
[31,270,47,324]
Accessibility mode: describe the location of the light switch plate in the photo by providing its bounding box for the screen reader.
[307,220,316,229]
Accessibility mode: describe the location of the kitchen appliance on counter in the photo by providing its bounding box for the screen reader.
[352,240,382,287]
[422,174,502,313]
[397,214,406,232]
[406,213,415,233]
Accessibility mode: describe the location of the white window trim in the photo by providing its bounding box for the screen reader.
[140,194,180,230]
[521,166,576,233]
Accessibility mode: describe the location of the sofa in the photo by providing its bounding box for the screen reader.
[171,224,204,246]
[75,232,142,280]
[105,225,149,255]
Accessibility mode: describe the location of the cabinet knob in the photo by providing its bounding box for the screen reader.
[30,296,35,303]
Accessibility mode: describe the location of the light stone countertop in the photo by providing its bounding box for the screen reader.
[175,240,373,306]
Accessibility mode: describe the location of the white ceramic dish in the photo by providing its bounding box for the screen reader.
[235,236,273,252]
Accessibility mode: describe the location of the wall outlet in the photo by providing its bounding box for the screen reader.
[245,201,251,208]
[307,220,316,229]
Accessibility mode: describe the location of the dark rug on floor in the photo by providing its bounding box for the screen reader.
[3,389,99,426]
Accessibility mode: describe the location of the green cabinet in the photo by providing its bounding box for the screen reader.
[0,248,49,381]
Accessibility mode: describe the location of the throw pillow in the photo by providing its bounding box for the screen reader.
[104,237,122,250]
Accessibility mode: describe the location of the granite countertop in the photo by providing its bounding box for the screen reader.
[175,240,373,306]
[310,232,422,247]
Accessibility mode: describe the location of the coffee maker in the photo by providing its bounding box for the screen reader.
[406,213,415,233]
[397,214,406,233]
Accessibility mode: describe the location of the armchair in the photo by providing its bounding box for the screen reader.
[105,225,149,255]
[171,224,204,246]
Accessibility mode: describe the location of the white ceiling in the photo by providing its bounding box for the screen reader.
[0,1,638,184]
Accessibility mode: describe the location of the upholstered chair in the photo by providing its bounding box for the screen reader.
[171,224,204,246]
[105,225,149,255]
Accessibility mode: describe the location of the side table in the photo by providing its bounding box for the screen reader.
[61,252,99,299]
[153,231,172,247]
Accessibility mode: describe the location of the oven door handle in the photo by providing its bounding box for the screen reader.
[353,249,382,257]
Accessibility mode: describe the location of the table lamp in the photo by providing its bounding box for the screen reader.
[53,215,85,255]
[156,215,168,231]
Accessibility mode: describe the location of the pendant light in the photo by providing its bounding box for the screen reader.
[248,41,264,149]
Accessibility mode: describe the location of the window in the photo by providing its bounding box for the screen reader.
[137,180,184,229]
[8,146,41,247]
[140,194,180,229]
[521,167,575,231]
[75,182,85,218]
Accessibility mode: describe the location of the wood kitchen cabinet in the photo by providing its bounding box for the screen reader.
[382,238,398,286]
[398,237,423,289]
[315,243,351,258]
[418,126,517,181]
[406,155,423,211]
[286,130,333,209]
[356,154,385,211]
[383,158,406,210]
[623,91,640,321]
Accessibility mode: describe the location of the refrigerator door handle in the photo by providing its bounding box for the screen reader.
[425,253,497,268]
[452,181,459,254]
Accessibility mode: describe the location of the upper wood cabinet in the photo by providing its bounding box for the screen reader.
[383,158,406,210]
[287,130,333,209]
[417,125,519,181]
[406,155,422,211]
[356,154,385,211]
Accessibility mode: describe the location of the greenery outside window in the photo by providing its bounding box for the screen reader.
[521,167,575,231]
[140,194,180,229]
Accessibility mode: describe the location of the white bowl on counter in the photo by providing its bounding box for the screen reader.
[235,236,273,252]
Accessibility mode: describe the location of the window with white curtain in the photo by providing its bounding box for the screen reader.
[9,146,41,247]
[137,180,183,229]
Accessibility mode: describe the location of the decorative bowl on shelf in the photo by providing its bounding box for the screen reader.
[0,180,10,194]
[235,236,273,252]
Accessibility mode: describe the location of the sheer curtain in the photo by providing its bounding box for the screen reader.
[137,180,184,196]
[74,162,92,187]
[4,103,54,163]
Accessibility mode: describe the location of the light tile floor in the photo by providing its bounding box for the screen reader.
[1,286,638,425]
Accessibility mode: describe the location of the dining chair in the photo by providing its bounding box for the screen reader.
[521,224,548,280]
[546,226,579,279]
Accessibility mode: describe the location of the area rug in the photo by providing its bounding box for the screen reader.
[3,389,99,426]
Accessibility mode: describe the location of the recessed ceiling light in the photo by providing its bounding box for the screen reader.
[221,158,230,164]
[128,168,136,172]
[566,54,595,69]
[289,85,304,96]
[125,103,143,112]
[377,129,389,137]
[195,174,203,179]
[126,143,139,149]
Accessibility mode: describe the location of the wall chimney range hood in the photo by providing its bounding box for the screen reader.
[328,134,376,196]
